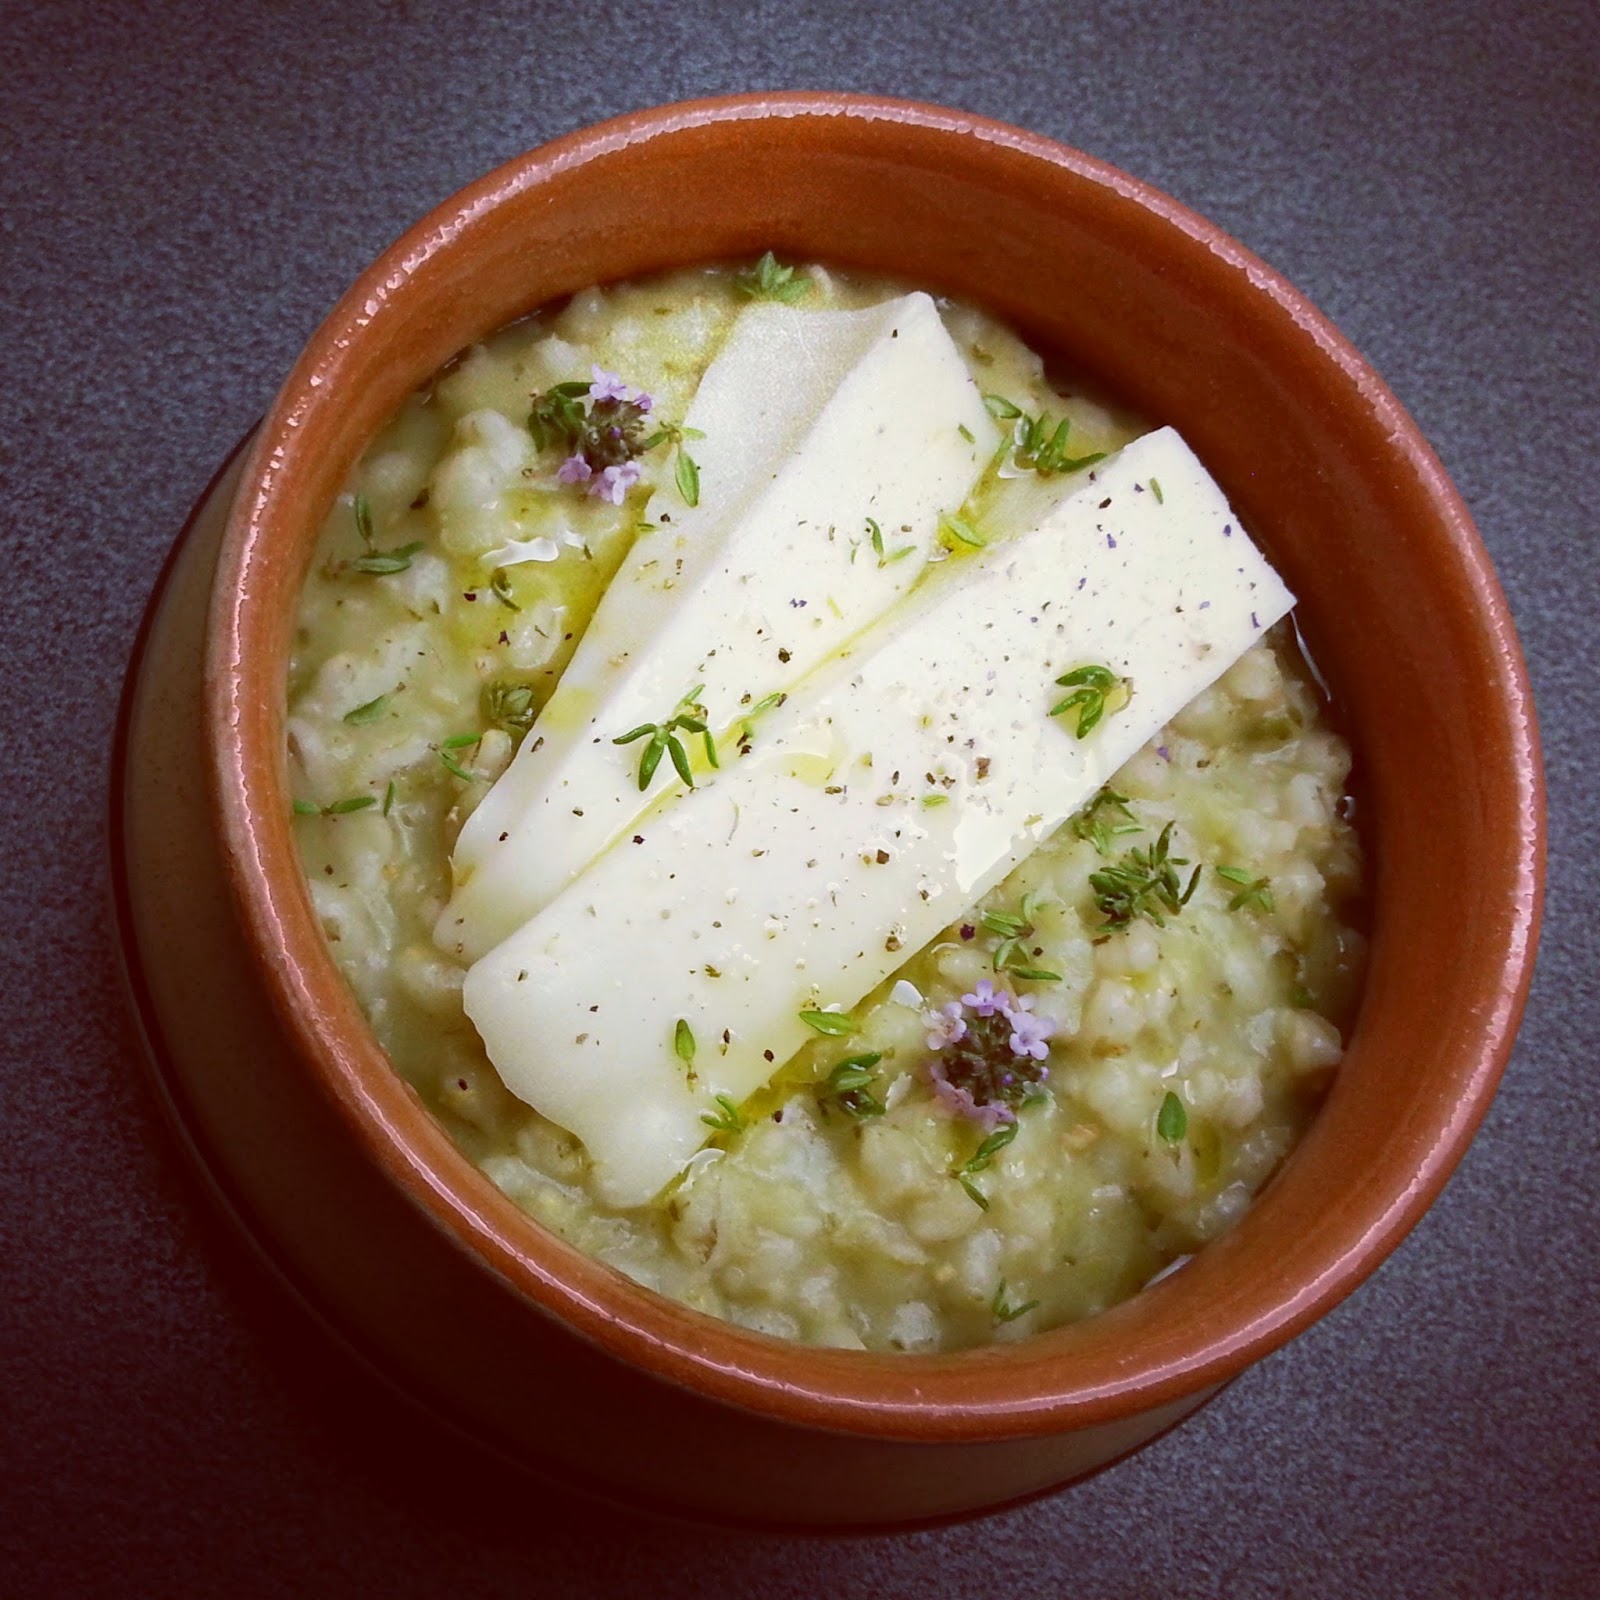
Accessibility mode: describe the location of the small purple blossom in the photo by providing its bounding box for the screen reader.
[1008,1001,1055,1061]
[961,979,1005,1017]
[591,461,641,505]
[923,1001,968,1052]
[533,371,658,494]
[587,365,653,412]
[928,1060,1014,1131]
[924,981,1058,1124]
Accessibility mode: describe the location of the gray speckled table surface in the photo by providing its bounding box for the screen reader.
[4,2,1596,1594]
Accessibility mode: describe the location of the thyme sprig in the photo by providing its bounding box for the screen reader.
[530,371,702,506]
[1089,821,1201,931]
[736,251,811,305]
[637,419,705,508]
[991,1279,1040,1325]
[978,890,1060,982]
[482,679,539,744]
[701,1094,745,1135]
[1050,664,1124,739]
[291,794,378,818]
[349,494,424,575]
[952,1120,1018,1211]
[1011,410,1107,477]
[1216,865,1276,913]
[863,516,916,567]
[437,731,482,782]
[1071,785,1141,854]
[613,685,718,791]
[818,1053,886,1120]
[528,381,600,455]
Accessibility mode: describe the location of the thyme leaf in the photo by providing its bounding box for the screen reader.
[352,542,424,576]
[952,1120,1019,1209]
[958,1121,1018,1175]
[343,694,389,726]
[736,251,810,305]
[1157,1090,1187,1144]
[939,512,986,550]
[637,729,668,789]
[674,1017,696,1066]
[799,1008,855,1037]
[674,448,700,507]
[667,732,693,788]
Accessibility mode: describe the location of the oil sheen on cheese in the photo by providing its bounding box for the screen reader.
[463,427,1295,1207]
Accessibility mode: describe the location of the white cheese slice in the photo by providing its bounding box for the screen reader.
[438,292,996,963]
[464,427,1293,1207]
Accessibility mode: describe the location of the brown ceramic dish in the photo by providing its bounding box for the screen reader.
[113,93,1544,1527]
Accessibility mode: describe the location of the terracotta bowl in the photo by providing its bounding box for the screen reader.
[113,93,1544,1528]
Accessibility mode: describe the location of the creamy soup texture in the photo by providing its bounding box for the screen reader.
[287,262,1365,1352]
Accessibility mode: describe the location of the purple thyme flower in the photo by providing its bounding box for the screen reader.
[1007,1000,1055,1062]
[591,460,641,505]
[926,981,1059,1123]
[961,979,1006,1018]
[923,1001,968,1051]
[587,365,653,412]
[928,1059,1014,1131]
[556,453,593,486]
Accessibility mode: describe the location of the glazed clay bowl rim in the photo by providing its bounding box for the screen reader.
[205,92,1543,1444]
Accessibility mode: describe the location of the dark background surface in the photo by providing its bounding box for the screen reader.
[4,2,1596,1595]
